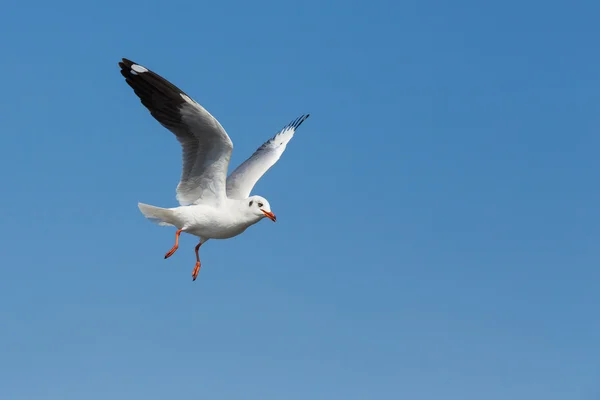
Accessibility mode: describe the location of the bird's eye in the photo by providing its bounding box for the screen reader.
[258,202,263,208]
[249,200,253,207]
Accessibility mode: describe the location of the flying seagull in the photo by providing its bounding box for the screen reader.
[118,58,309,281]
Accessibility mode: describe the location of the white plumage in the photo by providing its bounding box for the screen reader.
[118,58,309,280]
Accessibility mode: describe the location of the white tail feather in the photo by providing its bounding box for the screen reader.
[138,203,175,227]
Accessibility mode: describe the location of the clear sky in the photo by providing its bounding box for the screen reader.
[0,0,598,399]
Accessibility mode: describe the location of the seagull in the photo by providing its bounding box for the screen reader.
[118,58,309,281]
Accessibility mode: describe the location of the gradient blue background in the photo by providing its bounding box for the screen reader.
[1,0,598,399]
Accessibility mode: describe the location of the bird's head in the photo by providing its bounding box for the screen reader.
[247,196,276,222]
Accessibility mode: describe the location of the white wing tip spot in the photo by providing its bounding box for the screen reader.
[131,64,148,73]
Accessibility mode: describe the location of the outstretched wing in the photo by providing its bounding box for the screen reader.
[226,114,309,199]
[119,58,233,206]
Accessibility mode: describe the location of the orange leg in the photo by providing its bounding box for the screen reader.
[164,229,183,259]
[192,242,202,281]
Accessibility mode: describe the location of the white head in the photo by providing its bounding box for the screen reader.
[246,195,276,222]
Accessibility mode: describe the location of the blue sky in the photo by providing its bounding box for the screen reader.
[1,0,599,398]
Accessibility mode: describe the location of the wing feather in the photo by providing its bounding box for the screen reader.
[119,58,233,206]
[226,114,309,199]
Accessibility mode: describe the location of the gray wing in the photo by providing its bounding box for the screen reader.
[119,58,233,206]
[226,114,309,199]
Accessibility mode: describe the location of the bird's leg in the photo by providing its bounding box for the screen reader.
[164,229,183,259]
[192,241,202,281]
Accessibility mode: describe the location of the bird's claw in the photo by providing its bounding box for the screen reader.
[192,262,201,281]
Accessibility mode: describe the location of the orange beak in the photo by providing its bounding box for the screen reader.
[261,209,277,222]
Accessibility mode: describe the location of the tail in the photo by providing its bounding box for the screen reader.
[138,203,176,227]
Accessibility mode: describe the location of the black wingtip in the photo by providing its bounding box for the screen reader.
[119,58,132,69]
[292,113,310,129]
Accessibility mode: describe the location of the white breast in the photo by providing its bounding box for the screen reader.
[172,204,257,240]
